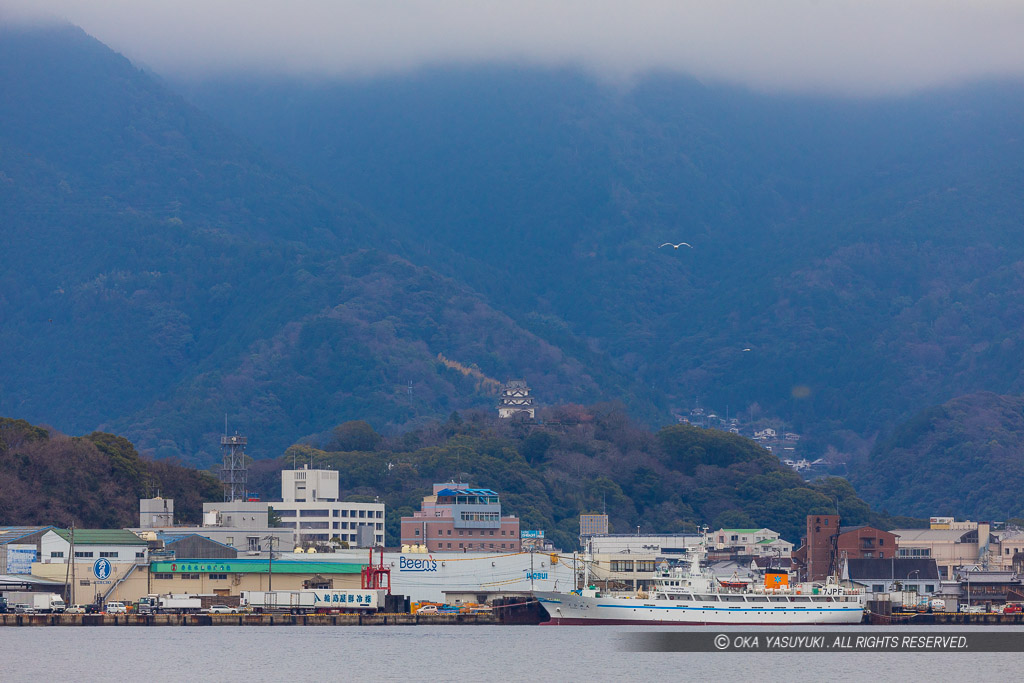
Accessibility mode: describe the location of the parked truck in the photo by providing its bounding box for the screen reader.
[242,589,384,614]
[3,592,66,613]
[136,594,202,614]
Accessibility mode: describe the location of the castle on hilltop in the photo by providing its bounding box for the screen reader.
[497,379,535,419]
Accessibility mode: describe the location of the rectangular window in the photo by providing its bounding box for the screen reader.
[376,523,383,530]
[610,560,635,572]
[925,585,935,593]
[100,551,118,558]
[74,551,94,558]
[872,584,884,592]
[299,509,330,517]
[376,511,383,518]
[152,573,173,580]
[226,537,234,545]
[359,510,366,518]
[414,529,420,536]
[447,543,452,549]
[181,573,200,580]
[459,530,464,535]
[636,560,656,573]
[50,551,64,558]
[209,574,228,580]
[341,510,349,517]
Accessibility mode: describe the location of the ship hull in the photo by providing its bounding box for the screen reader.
[535,592,864,626]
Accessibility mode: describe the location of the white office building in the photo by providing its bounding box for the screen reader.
[274,466,385,548]
[586,533,703,556]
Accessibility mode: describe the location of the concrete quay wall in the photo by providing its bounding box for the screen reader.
[0,612,498,627]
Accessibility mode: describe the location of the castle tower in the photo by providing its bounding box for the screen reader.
[497,379,536,419]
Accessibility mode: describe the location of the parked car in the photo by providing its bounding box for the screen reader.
[106,602,127,614]
[207,605,238,614]
[416,604,438,614]
[65,605,87,614]
[1002,603,1022,614]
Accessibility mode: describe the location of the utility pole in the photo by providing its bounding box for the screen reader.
[530,550,535,591]
[264,535,276,592]
[63,522,75,607]
[69,524,76,608]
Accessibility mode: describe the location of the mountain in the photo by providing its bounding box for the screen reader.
[181,70,1024,457]
[248,408,910,549]
[0,417,220,527]
[7,20,1024,496]
[850,392,1024,521]
[0,25,646,463]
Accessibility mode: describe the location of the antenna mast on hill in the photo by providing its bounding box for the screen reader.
[220,424,248,502]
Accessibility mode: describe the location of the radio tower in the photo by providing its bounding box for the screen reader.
[220,428,248,502]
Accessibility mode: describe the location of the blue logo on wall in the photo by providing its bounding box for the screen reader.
[93,558,112,580]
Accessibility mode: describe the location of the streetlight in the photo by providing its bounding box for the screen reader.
[907,569,920,599]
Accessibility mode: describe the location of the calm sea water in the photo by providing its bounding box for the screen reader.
[5,625,1024,682]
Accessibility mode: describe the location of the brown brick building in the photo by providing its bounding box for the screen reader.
[792,515,898,582]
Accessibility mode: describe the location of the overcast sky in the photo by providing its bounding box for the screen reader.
[5,0,1024,95]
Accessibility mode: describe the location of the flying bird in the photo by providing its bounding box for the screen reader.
[659,242,693,249]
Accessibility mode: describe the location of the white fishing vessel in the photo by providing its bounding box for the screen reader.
[534,551,863,625]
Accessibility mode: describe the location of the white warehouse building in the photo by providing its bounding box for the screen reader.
[274,466,385,548]
[39,529,148,565]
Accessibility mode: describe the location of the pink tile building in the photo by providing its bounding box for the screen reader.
[401,483,521,552]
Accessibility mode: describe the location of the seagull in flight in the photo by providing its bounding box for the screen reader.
[659,242,693,249]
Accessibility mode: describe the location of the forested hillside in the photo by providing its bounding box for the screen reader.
[186,72,1024,455]
[5,20,1024,490]
[850,392,1024,520]
[0,25,648,463]
[249,409,917,550]
[0,418,220,527]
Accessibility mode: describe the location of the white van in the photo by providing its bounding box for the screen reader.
[106,602,127,614]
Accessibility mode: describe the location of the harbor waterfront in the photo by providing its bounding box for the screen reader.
[4,610,1024,627]
[2,626,1023,682]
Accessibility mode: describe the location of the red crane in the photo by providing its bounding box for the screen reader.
[361,547,391,594]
